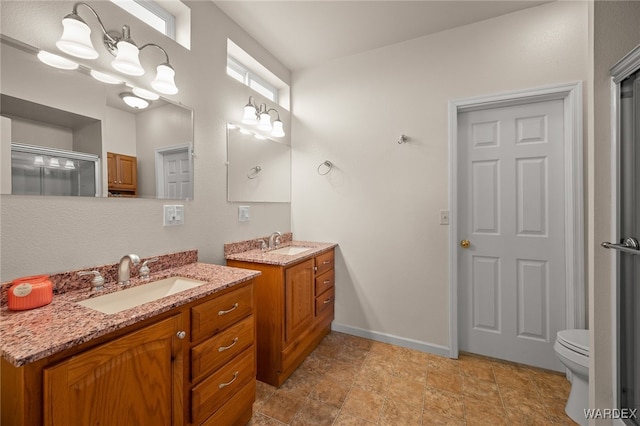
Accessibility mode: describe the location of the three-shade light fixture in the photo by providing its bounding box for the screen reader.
[241,96,285,138]
[39,2,178,109]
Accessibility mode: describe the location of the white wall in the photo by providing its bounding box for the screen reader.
[291,1,589,350]
[0,0,291,281]
[11,118,73,150]
[590,0,640,418]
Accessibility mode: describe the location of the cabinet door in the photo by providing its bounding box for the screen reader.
[43,315,184,426]
[107,152,116,186]
[117,154,137,189]
[285,259,314,343]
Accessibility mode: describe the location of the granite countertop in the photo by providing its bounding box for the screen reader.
[225,241,337,266]
[0,262,260,367]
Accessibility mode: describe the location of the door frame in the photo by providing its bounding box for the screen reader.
[447,82,585,358]
[155,143,192,199]
[609,44,640,426]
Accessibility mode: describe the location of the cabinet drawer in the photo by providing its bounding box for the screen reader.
[315,286,335,317]
[191,315,254,383]
[191,346,255,425]
[200,379,255,426]
[315,269,334,296]
[191,284,253,342]
[315,250,334,276]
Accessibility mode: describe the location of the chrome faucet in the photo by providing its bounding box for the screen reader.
[118,254,141,285]
[268,231,282,249]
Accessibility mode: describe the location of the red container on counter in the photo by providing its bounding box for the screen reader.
[7,275,53,311]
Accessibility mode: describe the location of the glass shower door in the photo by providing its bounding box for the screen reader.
[604,67,640,425]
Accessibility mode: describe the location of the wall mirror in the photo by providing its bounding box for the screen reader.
[0,36,194,200]
[227,124,291,203]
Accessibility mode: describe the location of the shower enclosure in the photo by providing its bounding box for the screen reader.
[10,143,101,197]
[606,46,640,426]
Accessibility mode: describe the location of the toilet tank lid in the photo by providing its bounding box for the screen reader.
[557,329,589,353]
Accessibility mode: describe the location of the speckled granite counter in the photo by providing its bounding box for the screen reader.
[225,241,337,266]
[0,262,260,367]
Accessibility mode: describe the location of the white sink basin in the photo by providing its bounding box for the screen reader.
[77,276,206,314]
[269,246,313,255]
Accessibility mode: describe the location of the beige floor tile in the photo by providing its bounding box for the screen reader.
[427,369,463,394]
[386,375,425,406]
[461,375,502,405]
[379,399,422,426]
[341,387,385,423]
[290,399,340,426]
[310,377,351,408]
[424,386,465,420]
[250,331,574,426]
[464,396,508,426]
[333,412,377,426]
[256,389,306,424]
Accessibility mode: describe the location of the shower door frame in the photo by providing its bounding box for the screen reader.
[610,43,640,426]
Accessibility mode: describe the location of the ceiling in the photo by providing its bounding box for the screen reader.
[214,1,550,72]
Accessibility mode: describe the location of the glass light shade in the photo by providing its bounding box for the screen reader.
[258,112,272,131]
[90,70,123,85]
[33,156,45,166]
[242,105,258,125]
[132,87,160,100]
[120,93,149,109]
[150,64,178,95]
[64,160,76,170]
[271,119,285,137]
[49,158,60,168]
[111,41,144,76]
[56,16,99,59]
[37,51,79,70]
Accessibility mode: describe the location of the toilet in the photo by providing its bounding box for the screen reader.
[553,329,589,426]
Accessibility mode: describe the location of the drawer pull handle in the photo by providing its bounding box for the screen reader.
[219,371,239,389]
[323,280,331,284]
[218,303,239,316]
[322,260,331,265]
[323,298,332,304]
[218,337,239,352]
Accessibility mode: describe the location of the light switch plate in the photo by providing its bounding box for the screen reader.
[164,205,184,226]
[440,210,449,225]
[239,206,250,222]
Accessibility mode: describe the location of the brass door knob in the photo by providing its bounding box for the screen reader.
[460,240,470,249]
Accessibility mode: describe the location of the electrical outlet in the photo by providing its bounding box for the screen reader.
[440,210,449,225]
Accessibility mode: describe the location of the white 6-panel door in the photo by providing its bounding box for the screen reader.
[458,99,566,371]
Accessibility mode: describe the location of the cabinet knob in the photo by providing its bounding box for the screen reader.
[176,330,186,339]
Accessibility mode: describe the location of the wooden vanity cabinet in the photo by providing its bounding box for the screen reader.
[1,280,256,426]
[227,248,335,387]
[107,152,138,197]
[43,314,183,426]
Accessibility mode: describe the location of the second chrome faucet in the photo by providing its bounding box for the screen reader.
[118,254,140,285]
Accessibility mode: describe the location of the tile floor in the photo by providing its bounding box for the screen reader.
[249,331,577,426]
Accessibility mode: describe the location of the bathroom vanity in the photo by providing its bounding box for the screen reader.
[0,256,259,426]
[226,239,337,386]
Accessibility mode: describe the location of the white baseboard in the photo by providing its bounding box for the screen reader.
[331,322,452,358]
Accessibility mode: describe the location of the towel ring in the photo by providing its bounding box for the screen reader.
[247,165,262,179]
[317,160,333,175]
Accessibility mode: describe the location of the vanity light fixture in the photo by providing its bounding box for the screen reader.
[241,96,285,137]
[132,87,160,100]
[64,160,76,170]
[33,156,45,166]
[120,92,149,109]
[49,157,61,168]
[37,50,79,70]
[55,2,179,94]
[89,69,122,84]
